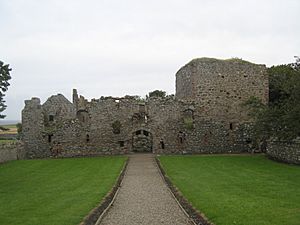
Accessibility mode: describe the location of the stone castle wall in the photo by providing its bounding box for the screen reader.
[22,58,268,158]
[22,98,49,158]
[23,96,188,157]
[267,140,300,165]
[0,141,25,163]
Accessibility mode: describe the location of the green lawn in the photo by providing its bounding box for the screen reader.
[159,155,300,225]
[0,157,126,225]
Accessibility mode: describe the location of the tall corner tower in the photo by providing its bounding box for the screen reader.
[175,57,268,121]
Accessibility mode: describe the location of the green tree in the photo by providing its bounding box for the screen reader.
[0,61,12,130]
[16,123,22,140]
[146,90,167,99]
[245,57,300,141]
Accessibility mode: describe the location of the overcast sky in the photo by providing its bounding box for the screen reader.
[1,0,299,120]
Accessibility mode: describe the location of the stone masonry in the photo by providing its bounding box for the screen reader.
[0,141,25,163]
[267,139,300,165]
[22,58,268,158]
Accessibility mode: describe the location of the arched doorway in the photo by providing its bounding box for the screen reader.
[132,130,153,152]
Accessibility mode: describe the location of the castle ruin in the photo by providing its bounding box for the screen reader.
[22,58,268,158]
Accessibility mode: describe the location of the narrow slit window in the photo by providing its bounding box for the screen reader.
[48,134,53,143]
[180,137,183,144]
[160,140,165,149]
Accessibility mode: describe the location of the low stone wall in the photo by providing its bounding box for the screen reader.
[267,139,300,165]
[0,141,25,163]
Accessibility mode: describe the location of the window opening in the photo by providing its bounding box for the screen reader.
[160,139,165,149]
[48,134,53,143]
[119,141,125,147]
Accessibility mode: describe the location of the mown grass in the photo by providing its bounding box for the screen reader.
[159,155,300,225]
[0,157,126,225]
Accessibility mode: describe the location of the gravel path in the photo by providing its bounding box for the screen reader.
[99,154,192,225]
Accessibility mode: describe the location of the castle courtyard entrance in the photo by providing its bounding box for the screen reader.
[132,130,153,152]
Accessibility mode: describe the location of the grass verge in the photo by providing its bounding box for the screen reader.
[0,156,126,225]
[0,139,17,143]
[159,155,300,225]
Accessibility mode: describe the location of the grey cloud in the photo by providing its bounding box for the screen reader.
[0,0,299,120]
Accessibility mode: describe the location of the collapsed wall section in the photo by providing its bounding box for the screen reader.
[34,96,150,157]
[42,94,76,123]
[54,96,187,156]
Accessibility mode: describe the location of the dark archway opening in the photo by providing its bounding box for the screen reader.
[132,129,153,152]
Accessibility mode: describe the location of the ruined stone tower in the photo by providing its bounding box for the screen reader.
[176,58,268,122]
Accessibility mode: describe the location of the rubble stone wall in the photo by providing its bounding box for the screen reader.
[0,142,25,163]
[267,140,300,165]
[22,98,50,158]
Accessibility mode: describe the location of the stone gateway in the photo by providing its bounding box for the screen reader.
[22,58,268,158]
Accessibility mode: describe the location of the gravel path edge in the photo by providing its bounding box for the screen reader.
[155,157,214,225]
[79,157,129,225]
